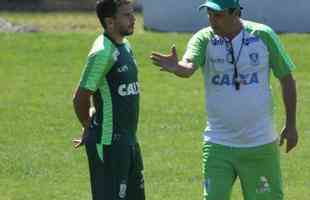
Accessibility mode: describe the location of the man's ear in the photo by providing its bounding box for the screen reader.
[233,8,241,17]
[105,17,114,29]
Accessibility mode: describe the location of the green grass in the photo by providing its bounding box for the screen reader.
[0,12,309,200]
[0,11,145,33]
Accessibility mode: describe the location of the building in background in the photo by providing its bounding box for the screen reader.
[0,0,141,11]
[1,0,308,32]
[142,0,310,33]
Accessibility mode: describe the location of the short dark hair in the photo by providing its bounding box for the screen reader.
[96,0,130,29]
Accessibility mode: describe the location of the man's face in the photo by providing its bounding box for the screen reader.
[113,2,135,36]
[207,8,235,36]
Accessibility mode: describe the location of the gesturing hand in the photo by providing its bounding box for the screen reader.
[150,45,179,73]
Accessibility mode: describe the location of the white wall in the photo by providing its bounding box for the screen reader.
[142,0,310,32]
[134,0,142,10]
[142,0,206,32]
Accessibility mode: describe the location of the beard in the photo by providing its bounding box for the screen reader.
[120,30,133,36]
[119,25,134,36]
[212,27,225,37]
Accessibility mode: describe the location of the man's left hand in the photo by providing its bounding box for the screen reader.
[280,126,298,153]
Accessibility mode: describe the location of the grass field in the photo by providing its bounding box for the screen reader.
[0,12,309,200]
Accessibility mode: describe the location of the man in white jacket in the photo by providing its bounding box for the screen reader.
[151,0,298,199]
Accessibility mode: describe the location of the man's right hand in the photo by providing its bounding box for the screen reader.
[150,45,179,73]
[72,128,89,149]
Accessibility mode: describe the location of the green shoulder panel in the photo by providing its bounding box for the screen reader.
[97,78,113,161]
[79,34,117,91]
[183,27,213,68]
[243,20,296,79]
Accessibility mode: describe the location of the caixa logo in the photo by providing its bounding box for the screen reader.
[118,82,139,96]
[212,72,259,86]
